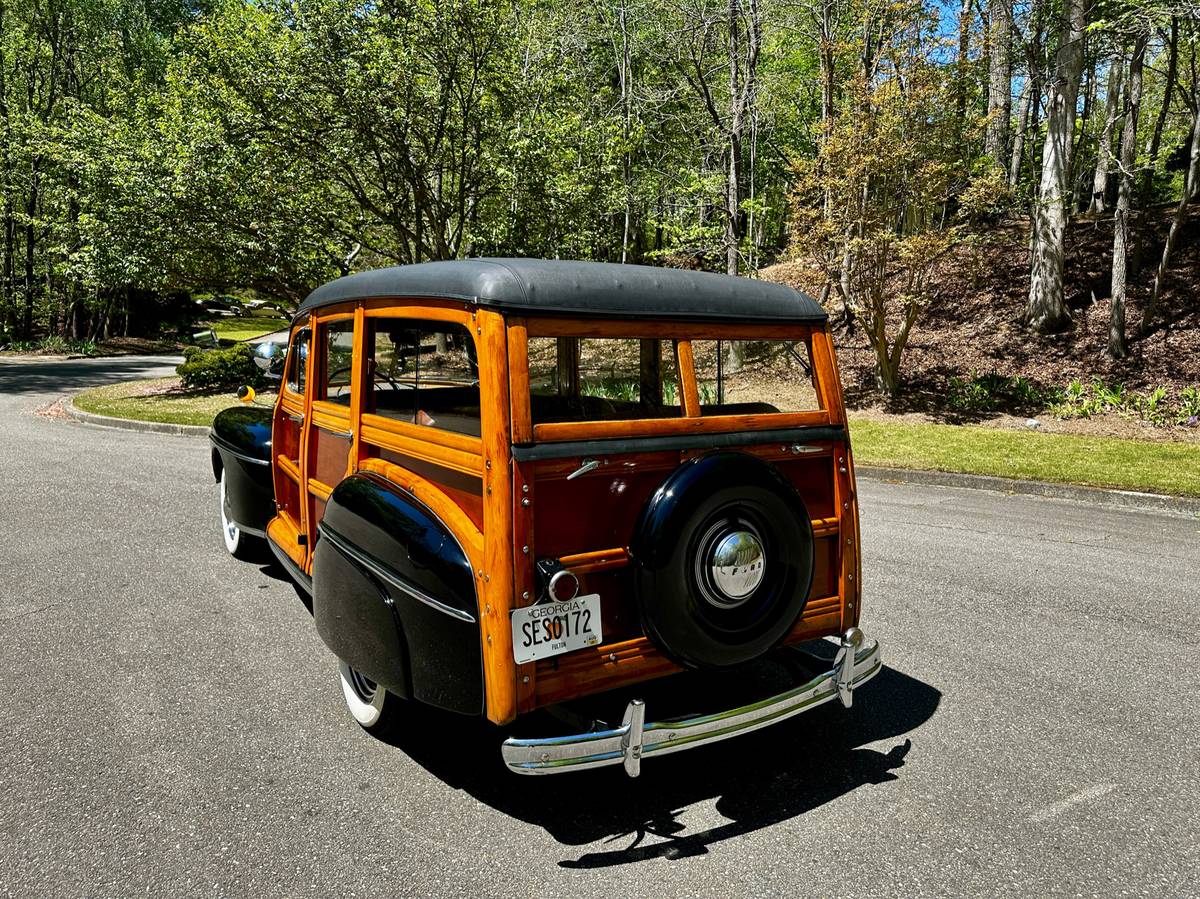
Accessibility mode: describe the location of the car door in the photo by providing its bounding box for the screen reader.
[301,312,359,571]
[269,321,311,571]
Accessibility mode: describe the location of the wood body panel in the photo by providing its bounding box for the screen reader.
[533,596,846,707]
[262,303,857,725]
[531,409,830,444]
[475,310,519,724]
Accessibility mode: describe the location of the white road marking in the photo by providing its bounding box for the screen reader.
[1028,783,1119,823]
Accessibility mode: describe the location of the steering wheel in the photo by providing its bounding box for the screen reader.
[373,371,410,395]
[328,366,354,401]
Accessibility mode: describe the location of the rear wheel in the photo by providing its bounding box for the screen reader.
[219,469,261,561]
[338,660,396,731]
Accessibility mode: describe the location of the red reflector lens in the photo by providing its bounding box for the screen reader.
[549,569,579,602]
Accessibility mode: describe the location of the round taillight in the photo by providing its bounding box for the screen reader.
[548,569,580,602]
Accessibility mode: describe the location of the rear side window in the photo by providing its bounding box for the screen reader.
[690,339,822,414]
[285,326,310,395]
[367,320,480,437]
[528,338,683,424]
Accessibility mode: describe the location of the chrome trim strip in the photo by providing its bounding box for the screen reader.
[209,434,272,467]
[501,631,882,776]
[317,521,476,623]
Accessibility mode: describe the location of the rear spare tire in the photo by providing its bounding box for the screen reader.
[631,452,815,668]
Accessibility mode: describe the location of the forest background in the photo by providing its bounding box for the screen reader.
[4,0,1200,425]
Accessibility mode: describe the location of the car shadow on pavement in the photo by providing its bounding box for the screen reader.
[379,649,940,867]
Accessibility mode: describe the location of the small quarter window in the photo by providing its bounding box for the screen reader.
[285,326,310,395]
[528,338,683,424]
[367,320,480,437]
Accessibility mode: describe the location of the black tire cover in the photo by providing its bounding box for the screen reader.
[630,452,815,668]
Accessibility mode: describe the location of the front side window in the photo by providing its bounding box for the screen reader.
[320,320,356,404]
[367,319,480,436]
[285,326,310,395]
[528,338,683,424]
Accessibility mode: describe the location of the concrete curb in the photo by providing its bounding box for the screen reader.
[64,396,210,438]
[857,465,1200,517]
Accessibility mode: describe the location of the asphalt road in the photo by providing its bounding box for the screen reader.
[1,356,1197,898]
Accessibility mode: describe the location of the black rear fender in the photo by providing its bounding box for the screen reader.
[313,473,483,716]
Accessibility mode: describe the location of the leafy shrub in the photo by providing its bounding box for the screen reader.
[176,344,265,391]
[587,377,718,407]
[1052,380,1200,427]
[2,335,97,356]
[1131,387,1169,426]
[582,377,639,402]
[946,371,1057,414]
[1178,387,1200,426]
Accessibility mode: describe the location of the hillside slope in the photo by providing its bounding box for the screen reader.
[762,207,1200,409]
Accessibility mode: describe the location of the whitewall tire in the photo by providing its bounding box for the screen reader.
[219,469,260,561]
[339,660,392,731]
[220,469,243,555]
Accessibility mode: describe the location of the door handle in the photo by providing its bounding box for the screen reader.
[567,458,602,480]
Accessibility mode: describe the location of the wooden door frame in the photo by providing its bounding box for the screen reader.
[300,308,356,573]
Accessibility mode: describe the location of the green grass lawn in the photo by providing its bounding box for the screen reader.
[202,315,289,343]
[73,377,276,427]
[73,378,1200,497]
[850,417,1200,497]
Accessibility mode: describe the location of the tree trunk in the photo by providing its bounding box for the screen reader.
[722,0,760,374]
[1140,16,1178,199]
[955,0,974,144]
[1143,98,1200,330]
[22,166,37,340]
[1088,57,1124,214]
[1070,62,1096,213]
[1131,18,1180,278]
[1008,76,1034,187]
[0,0,10,337]
[985,0,1013,164]
[724,0,743,280]
[1109,33,1147,359]
[818,0,837,219]
[1026,0,1087,333]
[618,0,633,264]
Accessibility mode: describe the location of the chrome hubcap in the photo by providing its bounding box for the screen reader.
[709,530,765,603]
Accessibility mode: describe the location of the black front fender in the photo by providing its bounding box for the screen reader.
[210,405,274,534]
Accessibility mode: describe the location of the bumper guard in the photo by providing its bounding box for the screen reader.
[501,628,882,777]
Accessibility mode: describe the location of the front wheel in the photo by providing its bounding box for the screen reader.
[219,469,261,561]
[338,660,397,732]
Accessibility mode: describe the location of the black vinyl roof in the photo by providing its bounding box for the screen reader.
[298,258,826,323]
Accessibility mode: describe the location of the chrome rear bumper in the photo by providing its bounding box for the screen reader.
[501,628,882,777]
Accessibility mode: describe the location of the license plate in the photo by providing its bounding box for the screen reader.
[510,594,603,664]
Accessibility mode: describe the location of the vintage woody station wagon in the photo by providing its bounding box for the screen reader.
[209,259,882,776]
